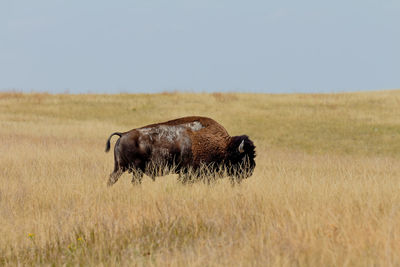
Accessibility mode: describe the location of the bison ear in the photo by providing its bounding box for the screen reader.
[238,140,245,153]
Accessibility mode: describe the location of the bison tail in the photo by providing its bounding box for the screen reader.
[105,132,123,152]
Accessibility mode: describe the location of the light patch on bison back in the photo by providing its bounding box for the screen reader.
[139,125,186,143]
[139,121,203,142]
[184,121,203,131]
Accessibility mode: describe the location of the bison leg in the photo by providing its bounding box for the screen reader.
[131,169,143,185]
[107,169,123,186]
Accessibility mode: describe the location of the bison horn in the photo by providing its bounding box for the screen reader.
[238,140,245,153]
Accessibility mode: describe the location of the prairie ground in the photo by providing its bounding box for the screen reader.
[1,90,400,266]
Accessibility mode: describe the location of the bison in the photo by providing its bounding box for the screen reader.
[105,116,256,186]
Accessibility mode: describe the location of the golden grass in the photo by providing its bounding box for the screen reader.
[1,91,400,266]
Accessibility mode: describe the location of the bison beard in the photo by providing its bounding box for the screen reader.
[105,116,256,186]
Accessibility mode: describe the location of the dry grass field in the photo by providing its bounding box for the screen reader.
[1,90,400,266]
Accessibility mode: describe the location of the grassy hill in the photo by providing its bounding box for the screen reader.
[1,91,400,266]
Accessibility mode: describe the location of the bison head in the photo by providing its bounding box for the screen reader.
[225,135,256,179]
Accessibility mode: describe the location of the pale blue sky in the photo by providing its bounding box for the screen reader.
[1,0,399,93]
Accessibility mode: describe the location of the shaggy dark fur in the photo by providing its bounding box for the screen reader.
[225,135,256,177]
[105,116,256,186]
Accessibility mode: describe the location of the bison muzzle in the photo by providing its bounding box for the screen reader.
[105,116,256,186]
